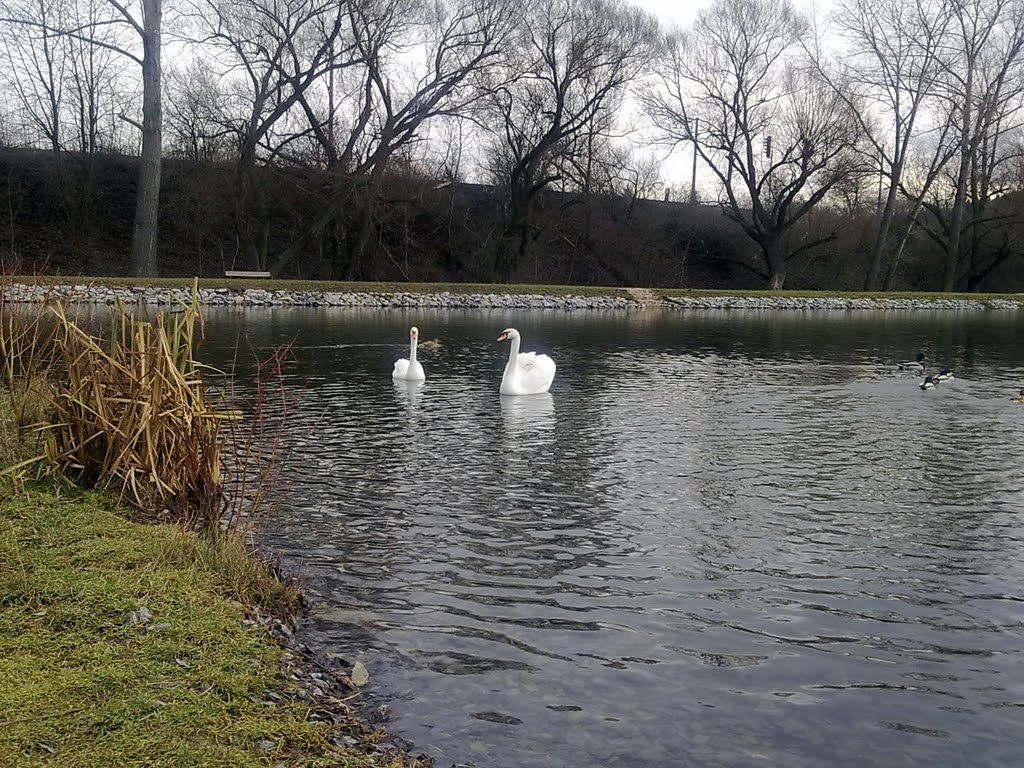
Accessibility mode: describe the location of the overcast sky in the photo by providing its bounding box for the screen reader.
[619,0,716,195]
[632,0,716,29]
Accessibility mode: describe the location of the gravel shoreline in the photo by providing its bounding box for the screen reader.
[4,282,1023,311]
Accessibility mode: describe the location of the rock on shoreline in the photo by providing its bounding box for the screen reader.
[3,282,1022,311]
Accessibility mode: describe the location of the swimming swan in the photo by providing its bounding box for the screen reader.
[898,352,927,370]
[393,326,426,381]
[497,328,556,395]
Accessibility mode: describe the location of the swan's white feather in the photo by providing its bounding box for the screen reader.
[501,351,555,395]
[392,358,425,381]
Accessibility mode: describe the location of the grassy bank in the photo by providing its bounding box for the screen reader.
[0,289,422,767]
[9,275,1024,303]
[0,483,415,768]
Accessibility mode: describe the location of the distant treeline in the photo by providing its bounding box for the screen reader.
[1,147,1022,291]
[2,0,1024,290]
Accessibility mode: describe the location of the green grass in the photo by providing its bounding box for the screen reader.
[0,486,410,768]
[0,391,45,472]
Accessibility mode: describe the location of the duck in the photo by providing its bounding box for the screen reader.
[934,368,954,382]
[920,375,936,390]
[419,338,442,352]
[496,328,556,395]
[1012,388,1024,403]
[392,326,426,381]
[898,352,927,371]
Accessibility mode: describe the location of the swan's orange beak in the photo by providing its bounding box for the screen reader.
[496,333,507,342]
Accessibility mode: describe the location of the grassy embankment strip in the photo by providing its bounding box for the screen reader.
[8,275,1024,302]
[0,482,403,768]
[658,287,1024,301]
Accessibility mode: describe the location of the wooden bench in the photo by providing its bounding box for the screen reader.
[224,270,271,279]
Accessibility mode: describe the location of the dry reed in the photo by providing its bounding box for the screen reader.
[2,273,293,536]
[40,284,237,527]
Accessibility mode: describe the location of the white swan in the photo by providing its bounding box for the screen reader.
[392,326,426,381]
[497,328,556,395]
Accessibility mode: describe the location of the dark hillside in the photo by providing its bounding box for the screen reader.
[2,148,1022,291]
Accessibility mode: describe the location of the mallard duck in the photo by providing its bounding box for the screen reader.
[934,368,954,382]
[898,352,927,370]
[1012,388,1024,403]
[920,375,936,390]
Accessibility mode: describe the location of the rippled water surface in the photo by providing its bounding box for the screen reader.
[201,308,1024,768]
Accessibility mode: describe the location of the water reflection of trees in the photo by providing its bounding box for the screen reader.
[195,306,1024,638]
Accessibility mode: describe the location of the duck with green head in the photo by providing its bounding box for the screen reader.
[898,352,927,371]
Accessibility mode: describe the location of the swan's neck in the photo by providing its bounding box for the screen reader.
[506,335,520,368]
[409,336,418,364]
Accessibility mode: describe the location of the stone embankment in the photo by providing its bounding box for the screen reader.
[663,295,1024,311]
[3,283,634,310]
[3,282,1023,311]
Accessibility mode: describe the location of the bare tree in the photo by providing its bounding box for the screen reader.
[270,0,518,278]
[0,0,67,160]
[177,0,360,269]
[164,59,233,162]
[920,92,1024,289]
[64,0,120,157]
[928,0,1024,290]
[486,0,658,280]
[645,0,860,289]
[1,0,157,265]
[80,0,164,275]
[815,0,953,290]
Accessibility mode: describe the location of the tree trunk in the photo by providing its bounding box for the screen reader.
[863,176,900,291]
[130,0,161,277]
[234,145,268,271]
[943,69,973,293]
[493,236,518,282]
[345,202,375,280]
[765,240,786,290]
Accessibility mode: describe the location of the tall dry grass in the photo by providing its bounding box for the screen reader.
[2,276,244,530]
[2,274,295,538]
[42,289,237,527]
[0,267,57,470]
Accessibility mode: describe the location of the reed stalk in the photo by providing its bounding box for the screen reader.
[3,272,294,537]
[39,282,236,526]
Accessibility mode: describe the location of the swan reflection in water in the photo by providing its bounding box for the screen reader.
[392,378,424,415]
[500,392,555,442]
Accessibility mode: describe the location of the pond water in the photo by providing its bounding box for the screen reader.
[201,308,1024,768]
